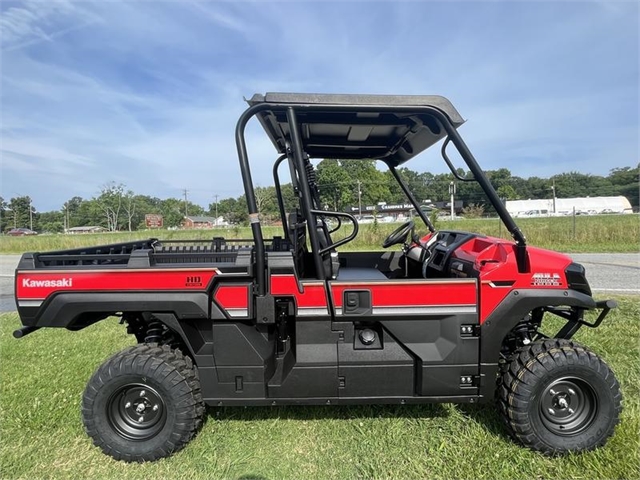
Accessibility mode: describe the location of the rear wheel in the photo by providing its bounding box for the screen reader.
[82,344,204,462]
[497,339,621,454]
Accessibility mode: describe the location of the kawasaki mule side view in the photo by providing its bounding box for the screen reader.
[13,93,621,461]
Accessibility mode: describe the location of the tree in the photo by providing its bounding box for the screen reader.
[608,165,639,207]
[122,190,137,232]
[62,196,86,228]
[0,196,8,232]
[316,159,353,210]
[37,210,64,233]
[7,196,35,230]
[160,198,186,228]
[254,186,277,219]
[95,183,124,232]
[462,203,485,218]
[341,160,391,206]
[497,185,518,201]
[215,197,248,225]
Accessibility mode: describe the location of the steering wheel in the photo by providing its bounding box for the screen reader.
[382,220,415,248]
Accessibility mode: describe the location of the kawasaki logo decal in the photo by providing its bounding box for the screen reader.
[22,278,73,288]
[531,273,561,286]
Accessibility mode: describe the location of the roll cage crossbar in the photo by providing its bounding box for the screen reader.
[235,97,529,296]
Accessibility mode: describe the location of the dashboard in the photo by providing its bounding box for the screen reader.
[406,230,479,279]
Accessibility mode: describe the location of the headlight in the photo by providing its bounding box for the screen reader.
[565,262,592,296]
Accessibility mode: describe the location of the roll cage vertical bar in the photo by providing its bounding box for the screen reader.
[235,103,269,296]
[272,154,289,240]
[286,107,326,279]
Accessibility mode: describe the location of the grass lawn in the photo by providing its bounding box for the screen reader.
[0,297,638,479]
[1,214,638,254]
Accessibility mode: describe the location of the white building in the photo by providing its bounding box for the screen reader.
[506,196,633,217]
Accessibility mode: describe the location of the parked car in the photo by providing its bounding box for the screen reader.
[6,228,37,236]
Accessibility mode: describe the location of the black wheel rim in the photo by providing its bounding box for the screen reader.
[107,383,167,440]
[539,376,598,436]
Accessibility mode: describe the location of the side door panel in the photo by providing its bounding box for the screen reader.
[330,278,480,398]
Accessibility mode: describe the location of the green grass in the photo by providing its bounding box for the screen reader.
[1,214,638,254]
[1,297,638,479]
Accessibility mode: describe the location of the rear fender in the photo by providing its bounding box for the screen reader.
[21,291,210,328]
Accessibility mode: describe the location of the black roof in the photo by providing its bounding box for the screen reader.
[247,93,465,166]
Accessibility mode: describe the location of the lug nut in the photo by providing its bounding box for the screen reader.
[139,390,146,397]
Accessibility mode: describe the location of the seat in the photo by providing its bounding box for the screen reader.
[316,222,340,279]
[335,267,387,281]
[288,212,308,278]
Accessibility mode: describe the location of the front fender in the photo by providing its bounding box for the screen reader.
[477,289,598,402]
[480,288,597,365]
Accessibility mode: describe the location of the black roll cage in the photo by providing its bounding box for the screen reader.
[235,100,529,296]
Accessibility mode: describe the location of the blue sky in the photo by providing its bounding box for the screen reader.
[1,0,638,212]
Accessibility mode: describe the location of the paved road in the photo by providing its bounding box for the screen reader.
[1,253,638,313]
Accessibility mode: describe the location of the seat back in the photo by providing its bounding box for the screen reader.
[316,220,340,279]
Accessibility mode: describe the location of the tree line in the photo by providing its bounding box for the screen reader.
[1,163,637,233]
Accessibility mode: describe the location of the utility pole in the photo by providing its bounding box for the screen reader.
[214,194,219,226]
[29,198,33,230]
[183,189,189,218]
[357,180,362,216]
[551,180,557,214]
[449,181,456,220]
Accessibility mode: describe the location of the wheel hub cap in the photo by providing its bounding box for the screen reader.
[540,377,597,435]
[107,383,167,440]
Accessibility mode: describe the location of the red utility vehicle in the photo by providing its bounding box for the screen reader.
[14,94,621,461]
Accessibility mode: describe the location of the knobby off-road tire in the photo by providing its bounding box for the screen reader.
[497,339,621,454]
[82,344,204,462]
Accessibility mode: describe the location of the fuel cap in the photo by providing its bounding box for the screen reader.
[359,329,376,345]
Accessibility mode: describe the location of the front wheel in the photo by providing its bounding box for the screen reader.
[82,344,204,462]
[497,339,621,454]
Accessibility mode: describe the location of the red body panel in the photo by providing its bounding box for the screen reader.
[330,280,476,308]
[450,235,573,321]
[214,285,250,309]
[270,274,328,308]
[16,268,219,300]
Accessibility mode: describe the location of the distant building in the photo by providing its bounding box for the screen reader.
[346,201,463,219]
[506,196,633,217]
[182,216,220,229]
[66,226,108,234]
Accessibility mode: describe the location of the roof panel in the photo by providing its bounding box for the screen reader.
[246,92,465,166]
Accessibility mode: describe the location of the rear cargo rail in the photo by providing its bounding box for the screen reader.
[23,236,295,269]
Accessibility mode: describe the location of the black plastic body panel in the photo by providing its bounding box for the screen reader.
[20,291,210,328]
